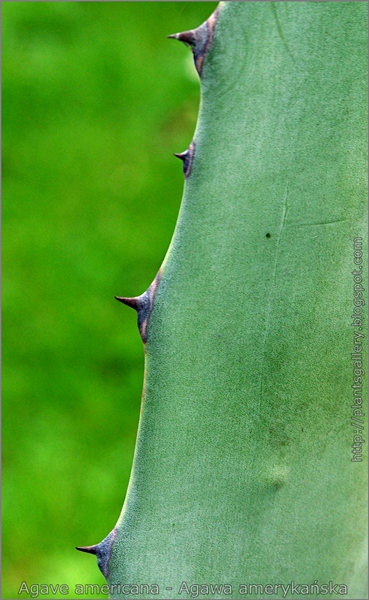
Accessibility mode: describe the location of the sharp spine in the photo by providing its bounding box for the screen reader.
[76,545,98,555]
[115,296,140,310]
[167,6,219,76]
[174,151,189,161]
[76,528,118,578]
[167,31,196,47]
[115,271,162,344]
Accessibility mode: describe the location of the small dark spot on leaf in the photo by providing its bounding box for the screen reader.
[266,233,271,238]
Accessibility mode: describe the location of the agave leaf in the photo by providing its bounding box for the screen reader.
[82,3,368,598]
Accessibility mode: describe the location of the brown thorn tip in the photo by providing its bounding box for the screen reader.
[115,296,139,310]
[76,545,98,555]
[167,31,196,47]
[174,151,188,161]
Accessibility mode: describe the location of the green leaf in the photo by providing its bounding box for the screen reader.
[97,3,368,598]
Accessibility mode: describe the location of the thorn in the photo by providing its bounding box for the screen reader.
[115,271,162,344]
[115,296,139,311]
[168,7,219,77]
[174,142,195,177]
[76,528,118,578]
[173,149,191,176]
[173,151,188,162]
[76,545,98,555]
[167,31,196,47]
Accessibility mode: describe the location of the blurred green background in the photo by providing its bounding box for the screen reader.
[2,2,216,598]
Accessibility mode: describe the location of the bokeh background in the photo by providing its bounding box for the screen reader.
[2,2,217,598]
